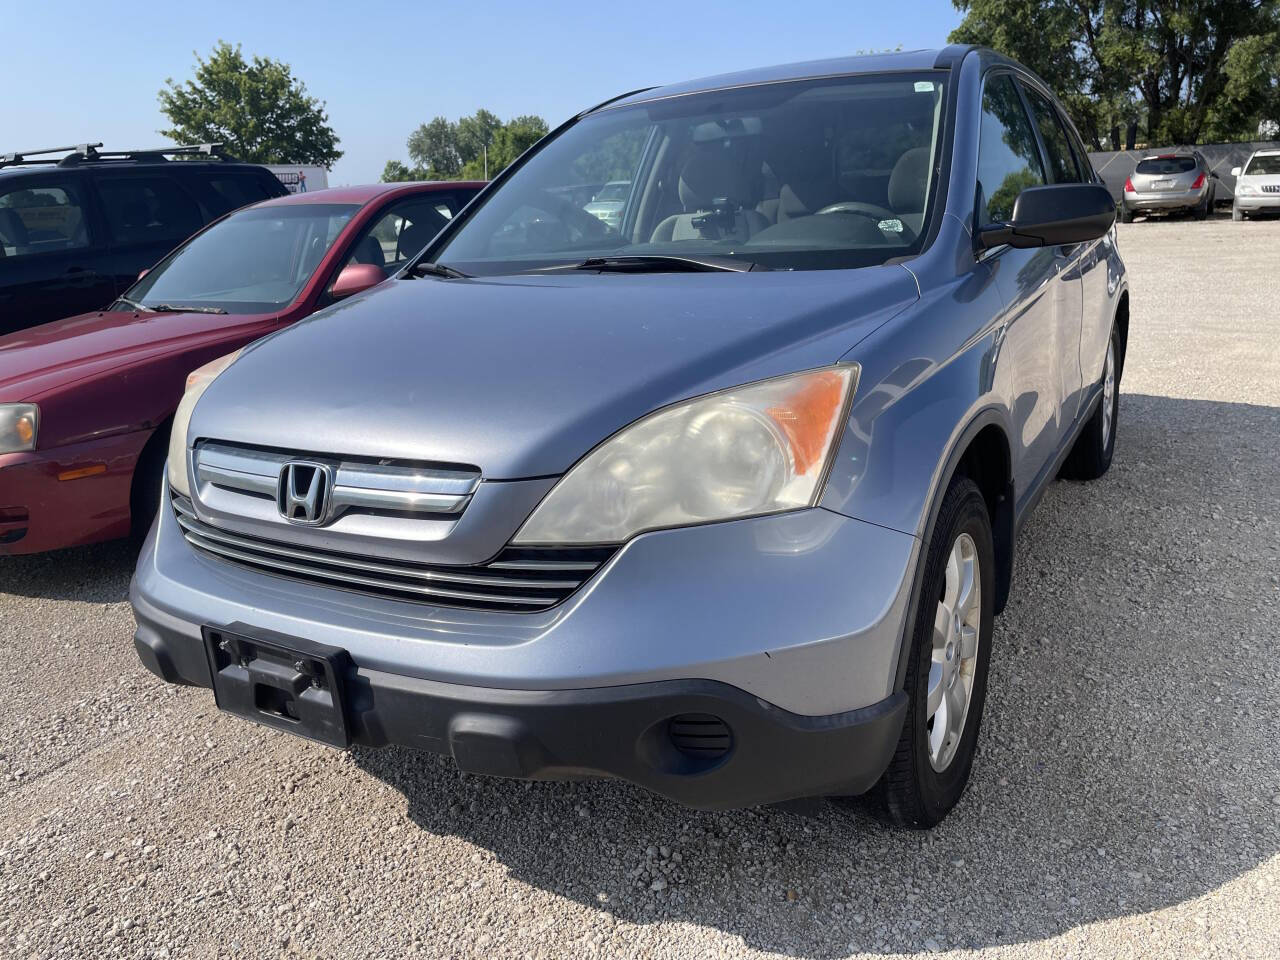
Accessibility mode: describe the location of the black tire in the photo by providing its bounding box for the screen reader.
[860,475,995,829]
[1195,190,1211,220]
[1060,325,1121,481]
[1119,203,1135,224]
[1232,203,1244,222]
[129,425,171,543]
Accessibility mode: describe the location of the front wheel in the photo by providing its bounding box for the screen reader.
[1232,203,1244,222]
[861,475,995,828]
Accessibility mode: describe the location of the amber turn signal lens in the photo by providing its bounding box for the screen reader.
[15,416,34,446]
[766,371,849,475]
[57,464,108,482]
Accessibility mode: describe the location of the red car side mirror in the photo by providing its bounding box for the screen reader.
[330,263,385,300]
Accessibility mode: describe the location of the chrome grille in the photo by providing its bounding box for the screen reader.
[194,441,479,518]
[171,495,614,612]
[1262,184,1280,194]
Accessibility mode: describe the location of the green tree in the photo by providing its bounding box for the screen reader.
[386,112,550,182]
[158,42,342,166]
[950,0,1280,147]
[407,117,462,177]
[380,160,428,183]
[456,109,503,175]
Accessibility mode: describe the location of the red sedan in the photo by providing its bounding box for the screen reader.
[0,180,483,554]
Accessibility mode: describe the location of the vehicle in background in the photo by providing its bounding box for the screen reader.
[0,180,482,555]
[1230,149,1280,220]
[132,47,1127,828]
[266,165,330,195]
[1120,152,1217,222]
[0,143,288,334]
[583,180,631,229]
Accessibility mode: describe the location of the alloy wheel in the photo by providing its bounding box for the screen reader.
[926,532,982,772]
[1101,338,1116,450]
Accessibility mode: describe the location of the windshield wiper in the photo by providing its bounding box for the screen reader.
[111,296,154,312]
[148,304,228,315]
[564,255,768,274]
[409,261,470,279]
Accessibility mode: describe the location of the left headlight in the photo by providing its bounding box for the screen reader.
[0,404,38,454]
[1237,183,1257,196]
[167,350,242,498]
[512,364,858,545]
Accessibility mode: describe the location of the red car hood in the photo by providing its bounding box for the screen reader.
[0,309,273,402]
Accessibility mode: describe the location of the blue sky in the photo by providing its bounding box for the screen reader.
[3,0,962,185]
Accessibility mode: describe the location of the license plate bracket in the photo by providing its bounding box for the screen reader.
[1153,178,1174,189]
[202,627,351,747]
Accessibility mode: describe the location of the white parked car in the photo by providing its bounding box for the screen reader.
[1231,150,1280,220]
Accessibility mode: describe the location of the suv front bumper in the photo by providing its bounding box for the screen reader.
[131,488,919,806]
[1233,194,1280,213]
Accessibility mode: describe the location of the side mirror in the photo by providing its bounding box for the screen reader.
[1230,166,1242,177]
[978,183,1116,250]
[330,263,384,300]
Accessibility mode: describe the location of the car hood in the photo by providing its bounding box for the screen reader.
[1240,172,1280,187]
[193,268,918,479]
[0,308,271,402]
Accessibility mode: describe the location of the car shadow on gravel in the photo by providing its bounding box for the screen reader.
[0,538,136,603]
[353,393,1280,956]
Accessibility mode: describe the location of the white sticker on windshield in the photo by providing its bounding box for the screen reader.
[915,81,935,93]
[879,219,905,233]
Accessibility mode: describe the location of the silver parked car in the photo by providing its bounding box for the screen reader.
[1231,149,1280,220]
[1121,152,1216,221]
[583,180,631,230]
[132,46,1127,828]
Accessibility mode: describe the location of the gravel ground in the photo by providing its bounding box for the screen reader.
[2,217,1279,959]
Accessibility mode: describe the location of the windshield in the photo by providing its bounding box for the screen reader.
[433,72,948,275]
[119,203,358,314]
[1244,154,1280,176]
[1135,157,1197,175]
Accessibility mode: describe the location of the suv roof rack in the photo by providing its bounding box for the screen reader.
[0,142,239,169]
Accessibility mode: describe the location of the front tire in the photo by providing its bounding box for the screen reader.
[1061,326,1120,481]
[1232,203,1244,222]
[130,425,171,543]
[863,475,995,829]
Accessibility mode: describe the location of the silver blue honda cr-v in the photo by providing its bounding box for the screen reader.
[131,46,1127,828]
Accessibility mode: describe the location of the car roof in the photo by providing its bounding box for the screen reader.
[253,181,487,208]
[603,48,954,110]
[1252,149,1280,157]
[0,159,274,182]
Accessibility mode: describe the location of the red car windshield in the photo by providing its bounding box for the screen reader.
[120,204,359,315]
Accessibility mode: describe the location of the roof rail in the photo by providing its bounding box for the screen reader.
[0,143,104,168]
[0,142,240,170]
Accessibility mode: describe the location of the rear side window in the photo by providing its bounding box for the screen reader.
[976,74,1045,226]
[1134,157,1198,175]
[1021,85,1082,183]
[205,176,276,216]
[97,176,203,247]
[0,182,91,258]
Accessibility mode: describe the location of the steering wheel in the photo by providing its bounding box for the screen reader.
[815,201,898,222]
[538,189,614,239]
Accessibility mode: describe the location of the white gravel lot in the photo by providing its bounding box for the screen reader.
[2,216,1278,960]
